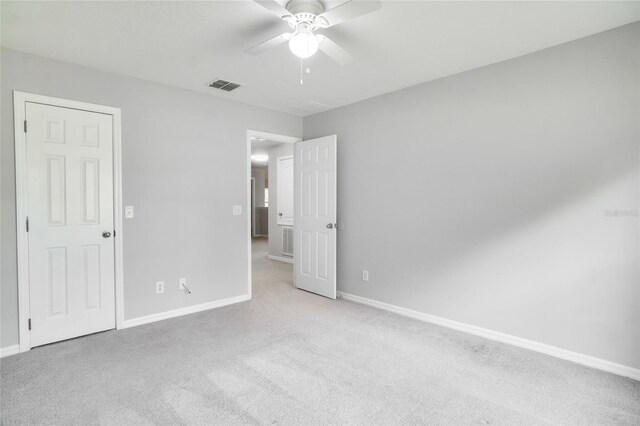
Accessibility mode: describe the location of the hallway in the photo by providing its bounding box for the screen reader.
[251,237,293,299]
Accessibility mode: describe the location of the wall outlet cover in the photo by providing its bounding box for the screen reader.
[233,205,242,215]
[156,281,165,294]
[362,270,369,282]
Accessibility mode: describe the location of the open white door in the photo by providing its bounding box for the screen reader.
[294,135,337,299]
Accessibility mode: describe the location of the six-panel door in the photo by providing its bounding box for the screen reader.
[294,135,337,299]
[26,102,116,347]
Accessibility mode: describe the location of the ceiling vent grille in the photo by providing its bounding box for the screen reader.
[208,79,243,92]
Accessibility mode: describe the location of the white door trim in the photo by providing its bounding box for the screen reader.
[246,130,301,299]
[13,91,124,353]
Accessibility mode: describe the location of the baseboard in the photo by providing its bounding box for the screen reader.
[337,291,640,382]
[122,294,251,329]
[0,345,20,358]
[267,254,293,264]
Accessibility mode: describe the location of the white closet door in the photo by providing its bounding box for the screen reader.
[26,102,116,347]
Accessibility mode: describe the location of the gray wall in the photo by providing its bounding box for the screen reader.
[304,23,640,369]
[1,48,302,348]
[267,143,294,258]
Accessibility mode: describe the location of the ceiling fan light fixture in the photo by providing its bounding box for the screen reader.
[288,24,319,59]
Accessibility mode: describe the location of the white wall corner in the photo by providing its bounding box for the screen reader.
[337,291,640,382]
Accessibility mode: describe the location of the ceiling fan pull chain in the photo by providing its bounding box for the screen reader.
[299,59,312,86]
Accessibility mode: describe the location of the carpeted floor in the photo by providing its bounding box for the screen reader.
[1,237,639,425]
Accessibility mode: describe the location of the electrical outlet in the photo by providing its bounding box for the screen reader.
[156,281,165,294]
[233,205,242,216]
[362,270,369,282]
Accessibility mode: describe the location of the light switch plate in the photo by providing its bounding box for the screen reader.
[362,270,369,282]
[125,206,134,218]
[233,205,242,216]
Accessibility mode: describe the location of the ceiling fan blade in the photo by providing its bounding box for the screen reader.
[318,0,381,28]
[245,33,289,55]
[254,0,292,18]
[317,35,354,65]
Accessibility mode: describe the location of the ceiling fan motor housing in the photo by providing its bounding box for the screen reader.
[286,0,324,21]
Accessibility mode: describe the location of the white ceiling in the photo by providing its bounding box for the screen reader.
[2,1,638,116]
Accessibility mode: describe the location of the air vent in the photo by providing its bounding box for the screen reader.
[282,226,294,257]
[208,79,243,92]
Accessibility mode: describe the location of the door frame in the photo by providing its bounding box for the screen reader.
[13,91,124,353]
[246,130,301,299]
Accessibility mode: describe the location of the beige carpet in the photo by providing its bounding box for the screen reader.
[1,237,639,425]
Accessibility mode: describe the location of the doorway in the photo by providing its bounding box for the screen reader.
[247,131,300,298]
[246,130,338,300]
[13,92,124,352]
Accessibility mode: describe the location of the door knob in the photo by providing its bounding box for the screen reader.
[102,231,112,238]
[326,223,333,229]
[278,212,283,216]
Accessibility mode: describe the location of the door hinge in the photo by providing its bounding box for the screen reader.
[24,120,27,133]
[26,217,29,232]
[28,318,31,330]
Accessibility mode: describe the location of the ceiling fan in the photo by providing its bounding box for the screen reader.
[245,0,381,65]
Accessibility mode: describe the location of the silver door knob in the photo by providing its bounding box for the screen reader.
[102,231,112,238]
[326,223,333,229]
[278,212,283,216]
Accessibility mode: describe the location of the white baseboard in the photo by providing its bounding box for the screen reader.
[122,294,251,329]
[0,344,20,358]
[337,291,640,382]
[267,254,293,264]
